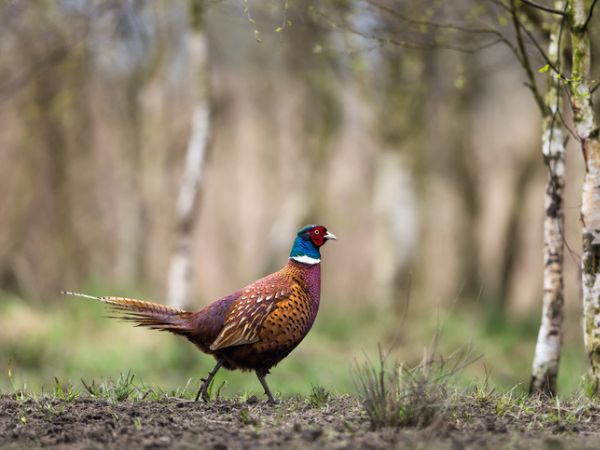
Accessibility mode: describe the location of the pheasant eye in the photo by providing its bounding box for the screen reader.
[314,230,320,235]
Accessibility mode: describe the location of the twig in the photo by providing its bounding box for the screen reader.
[367,0,505,36]
[510,0,546,113]
[557,107,579,141]
[367,0,520,54]
[582,0,599,31]
[314,7,493,54]
[519,16,565,77]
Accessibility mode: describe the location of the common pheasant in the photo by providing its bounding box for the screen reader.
[63,224,336,403]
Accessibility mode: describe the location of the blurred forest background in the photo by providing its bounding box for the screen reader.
[1,0,599,397]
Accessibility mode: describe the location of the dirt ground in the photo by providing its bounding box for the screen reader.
[2,395,600,450]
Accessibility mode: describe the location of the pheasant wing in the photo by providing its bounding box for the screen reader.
[209,278,292,351]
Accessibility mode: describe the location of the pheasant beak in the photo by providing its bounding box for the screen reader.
[324,231,337,241]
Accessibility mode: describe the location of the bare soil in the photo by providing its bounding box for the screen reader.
[2,395,600,450]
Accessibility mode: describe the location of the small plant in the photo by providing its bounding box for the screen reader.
[206,379,226,401]
[112,372,138,401]
[139,385,168,402]
[474,383,494,406]
[14,390,27,403]
[516,396,535,417]
[7,361,30,402]
[473,368,494,406]
[494,393,513,416]
[309,385,331,408]
[53,377,80,402]
[170,378,194,399]
[239,407,260,426]
[581,372,597,399]
[355,344,476,429]
[41,400,56,418]
[81,371,139,402]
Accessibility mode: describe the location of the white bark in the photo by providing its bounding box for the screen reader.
[530,6,565,394]
[581,162,600,385]
[166,29,211,309]
[568,0,600,389]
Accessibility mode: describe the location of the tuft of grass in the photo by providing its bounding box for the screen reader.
[309,385,331,408]
[239,407,261,426]
[7,362,32,403]
[494,391,513,416]
[581,372,597,399]
[205,379,227,401]
[81,371,141,402]
[170,378,194,399]
[355,344,476,429]
[473,384,494,406]
[52,377,80,402]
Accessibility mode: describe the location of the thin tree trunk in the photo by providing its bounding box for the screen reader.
[450,58,481,300]
[497,151,538,311]
[166,22,211,309]
[167,104,210,308]
[568,0,600,391]
[530,3,566,395]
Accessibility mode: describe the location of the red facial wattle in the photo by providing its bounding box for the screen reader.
[311,234,325,247]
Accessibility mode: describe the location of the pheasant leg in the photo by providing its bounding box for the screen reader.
[256,372,277,404]
[195,359,224,402]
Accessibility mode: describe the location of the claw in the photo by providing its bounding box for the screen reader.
[195,359,224,402]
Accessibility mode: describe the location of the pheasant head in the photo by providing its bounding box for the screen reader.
[289,224,336,265]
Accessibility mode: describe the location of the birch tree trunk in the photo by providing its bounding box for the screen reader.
[166,20,211,309]
[568,0,600,391]
[530,4,566,395]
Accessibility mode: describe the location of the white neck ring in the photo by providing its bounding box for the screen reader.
[290,255,320,265]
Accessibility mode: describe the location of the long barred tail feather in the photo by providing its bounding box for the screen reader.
[61,291,195,334]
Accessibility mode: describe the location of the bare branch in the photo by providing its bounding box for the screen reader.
[365,0,523,61]
[518,14,565,77]
[313,7,497,54]
[510,0,546,113]
[518,0,571,83]
[583,0,599,31]
[367,0,506,36]
[474,37,506,51]
[557,105,579,141]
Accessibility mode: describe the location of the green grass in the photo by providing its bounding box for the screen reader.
[0,290,589,399]
[3,289,599,441]
[355,343,595,431]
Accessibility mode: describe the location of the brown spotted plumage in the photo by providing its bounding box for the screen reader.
[63,224,336,403]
